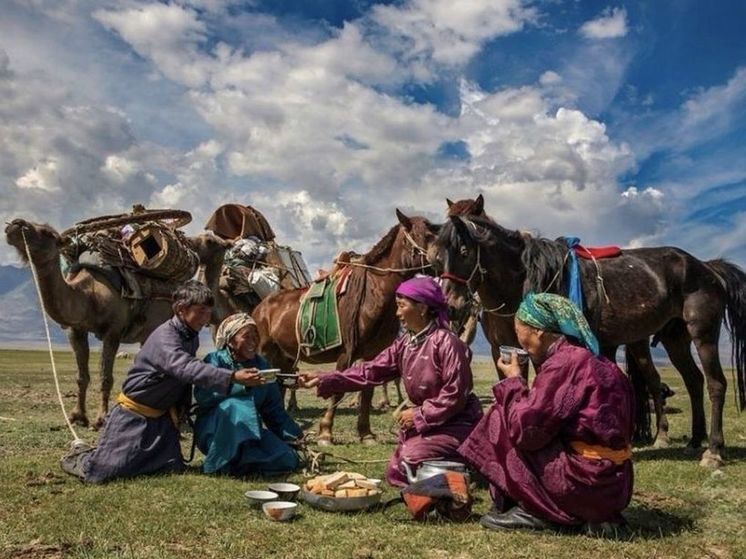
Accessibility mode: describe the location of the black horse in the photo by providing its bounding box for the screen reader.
[431,213,746,467]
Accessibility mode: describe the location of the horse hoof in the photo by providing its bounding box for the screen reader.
[317,437,333,447]
[653,437,670,449]
[360,435,377,446]
[699,449,724,469]
[69,412,89,428]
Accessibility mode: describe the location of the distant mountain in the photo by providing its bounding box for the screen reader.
[0,265,69,345]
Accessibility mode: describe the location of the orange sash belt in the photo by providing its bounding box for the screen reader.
[116,393,179,428]
[569,440,631,465]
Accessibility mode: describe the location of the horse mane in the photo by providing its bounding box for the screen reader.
[521,236,568,295]
[363,224,400,265]
[440,214,570,295]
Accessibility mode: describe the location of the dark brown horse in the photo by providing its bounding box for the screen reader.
[445,195,666,446]
[252,211,439,445]
[431,211,746,467]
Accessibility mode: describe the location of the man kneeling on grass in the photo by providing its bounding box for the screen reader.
[60,280,264,483]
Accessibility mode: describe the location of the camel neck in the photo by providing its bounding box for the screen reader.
[26,246,87,326]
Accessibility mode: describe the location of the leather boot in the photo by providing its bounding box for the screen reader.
[479,506,556,532]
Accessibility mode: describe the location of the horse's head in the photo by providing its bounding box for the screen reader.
[4,218,62,264]
[430,215,487,326]
[446,193,485,218]
[394,209,441,272]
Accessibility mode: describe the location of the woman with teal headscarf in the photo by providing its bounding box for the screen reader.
[194,313,303,476]
[459,293,635,533]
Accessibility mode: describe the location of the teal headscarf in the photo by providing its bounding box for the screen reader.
[516,293,600,356]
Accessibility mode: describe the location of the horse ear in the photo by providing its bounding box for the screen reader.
[446,198,454,208]
[474,193,484,214]
[396,209,413,230]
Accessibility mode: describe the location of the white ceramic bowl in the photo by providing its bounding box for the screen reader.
[267,482,301,501]
[244,490,279,507]
[262,501,298,521]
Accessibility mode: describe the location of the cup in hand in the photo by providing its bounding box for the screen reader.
[499,345,529,368]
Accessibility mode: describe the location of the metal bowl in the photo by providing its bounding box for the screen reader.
[244,490,279,507]
[300,489,382,512]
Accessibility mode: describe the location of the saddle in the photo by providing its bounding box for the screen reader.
[296,269,352,357]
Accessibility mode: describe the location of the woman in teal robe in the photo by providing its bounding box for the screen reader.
[194,313,302,476]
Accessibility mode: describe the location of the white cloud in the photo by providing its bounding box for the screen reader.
[579,7,628,40]
[372,0,535,67]
[94,3,213,88]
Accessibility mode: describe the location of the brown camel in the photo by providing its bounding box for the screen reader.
[5,219,231,428]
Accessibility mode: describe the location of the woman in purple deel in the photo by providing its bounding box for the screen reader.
[298,276,482,487]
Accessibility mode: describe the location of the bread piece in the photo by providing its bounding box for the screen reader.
[334,489,349,498]
[347,488,368,498]
[346,472,366,480]
[323,472,349,490]
[366,489,381,496]
[337,480,358,490]
[321,489,335,497]
[355,479,378,490]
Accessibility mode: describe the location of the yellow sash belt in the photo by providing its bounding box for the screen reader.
[116,393,179,428]
[569,440,631,465]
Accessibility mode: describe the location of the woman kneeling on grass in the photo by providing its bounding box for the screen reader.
[60,281,263,483]
[458,293,634,532]
[297,276,483,487]
[194,313,303,476]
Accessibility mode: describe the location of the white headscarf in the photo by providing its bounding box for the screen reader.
[215,313,257,350]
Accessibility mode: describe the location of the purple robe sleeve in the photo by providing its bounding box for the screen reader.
[493,358,586,452]
[316,339,402,398]
[150,333,232,393]
[412,334,472,434]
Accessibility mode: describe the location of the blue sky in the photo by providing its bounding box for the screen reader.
[1,0,745,272]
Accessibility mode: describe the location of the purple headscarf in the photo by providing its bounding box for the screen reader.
[395,276,450,329]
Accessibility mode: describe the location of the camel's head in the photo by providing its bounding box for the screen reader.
[4,219,62,264]
[189,230,233,266]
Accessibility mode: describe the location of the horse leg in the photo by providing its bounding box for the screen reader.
[627,341,669,448]
[357,386,376,445]
[318,394,343,446]
[68,328,90,427]
[394,377,404,405]
[657,325,707,452]
[94,335,119,429]
[377,382,392,410]
[690,331,727,468]
[285,387,299,413]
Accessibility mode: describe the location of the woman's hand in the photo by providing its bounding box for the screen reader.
[296,372,320,389]
[232,368,265,387]
[496,352,523,379]
[397,408,415,430]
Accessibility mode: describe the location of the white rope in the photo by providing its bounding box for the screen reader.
[22,230,83,444]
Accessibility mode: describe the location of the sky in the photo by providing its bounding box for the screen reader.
[1,0,745,275]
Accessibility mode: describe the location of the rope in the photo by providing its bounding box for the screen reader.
[335,260,432,274]
[21,230,83,445]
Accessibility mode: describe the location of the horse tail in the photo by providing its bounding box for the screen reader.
[706,259,746,410]
[338,268,367,368]
[626,345,653,444]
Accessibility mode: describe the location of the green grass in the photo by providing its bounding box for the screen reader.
[0,349,744,559]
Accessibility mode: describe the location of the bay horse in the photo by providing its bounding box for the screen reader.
[252,210,439,445]
[431,211,746,467]
[445,195,665,445]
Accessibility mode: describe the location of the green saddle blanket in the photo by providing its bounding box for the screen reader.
[297,276,342,356]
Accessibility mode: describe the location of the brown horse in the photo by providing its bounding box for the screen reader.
[252,210,439,445]
[445,195,666,446]
[431,211,746,467]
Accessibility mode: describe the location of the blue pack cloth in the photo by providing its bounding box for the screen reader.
[563,237,584,311]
